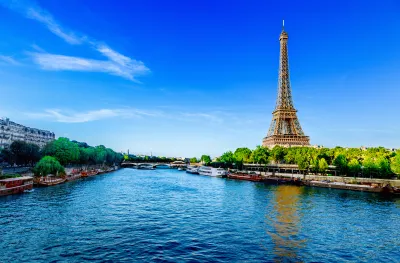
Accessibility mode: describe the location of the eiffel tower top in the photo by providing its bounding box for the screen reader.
[275,20,294,111]
[280,20,288,40]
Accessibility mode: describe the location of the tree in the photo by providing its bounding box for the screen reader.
[250,146,270,164]
[310,158,319,174]
[1,148,16,165]
[376,156,391,178]
[284,148,297,164]
[33,156,65,177]
[333,154,348,176]
[79,147,90,165]
[362,157,378,177]
[390,151,400,178]
[348,159,361,176]
[201,155,211,164]
[271,146,286,164]
[190,157,199,163]
[106,148,116,165]
[319,158,328,175]
[42,137,80,165]
[219,151,235,164]
[296,155,309,176]
[94,145,107,164]
[233,148,252,163]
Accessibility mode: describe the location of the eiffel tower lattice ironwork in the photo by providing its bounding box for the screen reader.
[262,22,310,148]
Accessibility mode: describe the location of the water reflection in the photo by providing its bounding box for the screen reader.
[267,185,305,262]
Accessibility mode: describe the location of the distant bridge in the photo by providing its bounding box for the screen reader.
[121,162,187,169]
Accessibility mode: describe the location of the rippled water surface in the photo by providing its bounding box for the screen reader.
[1,168,400,262]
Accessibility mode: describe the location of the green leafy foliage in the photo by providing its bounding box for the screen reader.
[318,158,328,174]
[391,151,400,178]
[233,148,252,163]
[348,159,361,176]
[190,157,199,163]
[250,146,270,164]
[33,156,65,177]
[271,146,286,163]
[1,141,41,165]
[42,137,80,165]
[333,154,348,175]
[219,151,235,164]
[201,155,212,164]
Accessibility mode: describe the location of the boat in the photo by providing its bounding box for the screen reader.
[36,175,66,186]
[305,180,384,193]
[66,169,82,181]
[228,173,263,182]
[0,176,34,196]
[138,164,155,170]
[198,166,227,177]
[81,169,99,177]
[186,165,199,174]
[178,167,184,171]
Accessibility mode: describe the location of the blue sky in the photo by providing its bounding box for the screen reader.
[0,0,399,157]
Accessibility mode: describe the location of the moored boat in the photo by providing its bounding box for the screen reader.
[186,165,199,174]
[36,175,66,186]
[66,169,82,181]
[0,176,34,196]
[198,166,227,177]
[228,173,263,182]
[81,169,99,177]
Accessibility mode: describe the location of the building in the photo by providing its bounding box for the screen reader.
[263,21,310,148]
[0,118,55,149]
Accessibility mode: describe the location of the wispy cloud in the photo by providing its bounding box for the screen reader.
[26,108,162,123]
[25,107,231,124]
[180,113,222,123]
[0,0,149,81]
[26,7,82,45]
[30,52,149,81]
[0,55,21,65]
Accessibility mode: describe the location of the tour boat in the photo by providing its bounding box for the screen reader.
[36,175,66,186]
[0,176,34,196]
[186,165,199,174]
[198,166,227,177]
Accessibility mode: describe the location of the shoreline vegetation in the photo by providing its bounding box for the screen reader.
[0,138,123,180]
[205,146,400,180]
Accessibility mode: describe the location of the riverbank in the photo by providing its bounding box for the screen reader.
[0,165,121,196]
[228,169,400,194]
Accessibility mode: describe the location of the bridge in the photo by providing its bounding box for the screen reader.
[121,161,187,169]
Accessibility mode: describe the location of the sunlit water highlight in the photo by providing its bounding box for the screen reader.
[1,168,400,262]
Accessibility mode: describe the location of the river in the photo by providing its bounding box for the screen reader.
[1,168,399,262]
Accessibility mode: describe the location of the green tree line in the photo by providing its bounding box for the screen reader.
[215,146,400,179]
[1,138,124,168]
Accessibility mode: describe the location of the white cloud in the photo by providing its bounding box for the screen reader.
[26,7,82,45]
[0,0,149,81]
[26,108,162,123]
[30,52,149,81]
[0,55,20,65]
[180,113,223,123]
[25,107,229,124]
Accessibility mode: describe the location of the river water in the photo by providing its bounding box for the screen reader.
[1,168,399,262]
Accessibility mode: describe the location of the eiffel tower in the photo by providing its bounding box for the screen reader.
[262,21,310,148]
